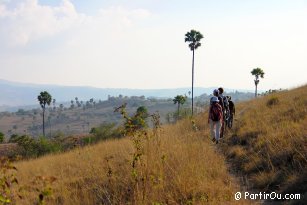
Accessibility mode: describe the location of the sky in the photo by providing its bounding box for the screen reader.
[0,0,306,91]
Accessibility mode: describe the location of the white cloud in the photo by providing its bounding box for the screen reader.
[0,0,83,46]
[0,0,151,47]
[1,0,156,88]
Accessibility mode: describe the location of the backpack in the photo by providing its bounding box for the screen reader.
[228,100,234,111]
[228,100,235,114]
[210,103,223,121]
[218,96,224,110]
[222,96,229,110]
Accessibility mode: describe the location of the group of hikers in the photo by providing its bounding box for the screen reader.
[208,87,235,144]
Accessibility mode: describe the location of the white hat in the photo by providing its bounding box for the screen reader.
[211,96,219,102]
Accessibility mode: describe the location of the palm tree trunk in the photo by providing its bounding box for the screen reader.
[49,118,52,137]
[254,77,259,98]
[191,49,195,116]
[177,103,180,117]
[43,108,45,137]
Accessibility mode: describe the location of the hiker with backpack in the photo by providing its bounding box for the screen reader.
[218,87,229,137]
[226,96,235,128]
[212,89,224,109]
[218,87,229,114]
[208,96,223,144]
[227,96,235,116]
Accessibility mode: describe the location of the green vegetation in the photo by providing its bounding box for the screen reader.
[114,104,161,204]
[0,132,4,143]
[0,92,254,138]
[114,104,149,135]
[88,123,121,144]
[7,123,124,159]
[173,95,187,118]
[9,135,62,158]
[185,29,204,115]
[266,96,280,107]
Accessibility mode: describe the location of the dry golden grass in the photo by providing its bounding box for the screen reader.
[222,85,307,199]
[12,115,253,204]
[11,85,307,204]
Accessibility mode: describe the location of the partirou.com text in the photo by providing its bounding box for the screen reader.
[235,191,301,201]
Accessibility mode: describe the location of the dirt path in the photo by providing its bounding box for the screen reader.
[215,111,264,204]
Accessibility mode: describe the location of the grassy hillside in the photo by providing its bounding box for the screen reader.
[3,85,306,204]
[12,117,252,205]
[222,85,307,204]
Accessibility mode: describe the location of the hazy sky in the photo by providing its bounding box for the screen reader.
[1,0,306,90]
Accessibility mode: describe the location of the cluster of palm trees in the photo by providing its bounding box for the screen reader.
[37,92,100,137]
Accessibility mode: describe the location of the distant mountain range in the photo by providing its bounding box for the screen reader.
[0,79,254,111]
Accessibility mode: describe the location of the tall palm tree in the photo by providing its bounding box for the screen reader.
[173,95,187,117]
[38,91,52,137]
[251,68,265,97]
[185,29,203,115]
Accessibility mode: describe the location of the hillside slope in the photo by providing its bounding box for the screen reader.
[13,117,252,204]
[222,85,307,204]
[9,85,306,204]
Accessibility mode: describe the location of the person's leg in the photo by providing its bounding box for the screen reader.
[229,112,233,128]
[209,120,216,141]
[216,121,222,142]
[220,119,224,138]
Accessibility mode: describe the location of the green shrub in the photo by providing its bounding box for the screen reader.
[170,108,191,121]
[10,135,38,157]
[266,96,280,107]
[87,123,121,144]
[36,136,63,156]
[9,134,19,143]
[9,135,63,158]
[0,132,4,143]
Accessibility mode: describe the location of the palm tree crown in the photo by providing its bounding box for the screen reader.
[185,30,204,51]
[173,95,187,116]
[251,67,265,85]
[251,68,265,97]
[38,91,52,109]
[173,95,187,106]
[251,67,265,78]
